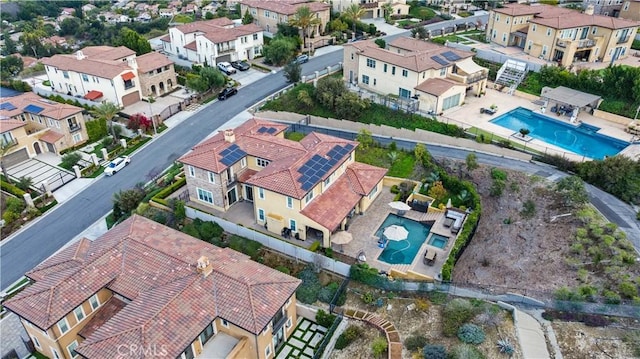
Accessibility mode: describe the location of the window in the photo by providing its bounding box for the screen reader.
[221,319,229,328]
[350,53,354,60]
[305,191,314,204]
[63,71,69,79]
[624,1,630,10]
[286,317,292,328]
[402,69,408,77]
[492,29,496,39]
[362,74,369,85]
[74,306,85,322]
[89,294,100,310]
[199,323,215,345]
[240,157,247,168]
[398,88,411,99]
[73,133,82,144]
[265,344,272,358]
[197,188,214,204]
[546,28,551,36]
[383,64,387,72]
[48,119,55,127]
[532,24,536,32]
[57,318,69,334]
[258,187,265,199]
[50,347,61,359]
[506,18,510,24]
[373,78,376,86]
[258,208,265,222]
[502,33,507,42]
[527,40,532,51]
[256,158,270,167]
[187,165,195,177]
[253,33,258,40]
[391,66,396,75]
[67,341,78,358]
[369,185,378,199]
[81,74,88,82]
[31,336,41,349]
[286,196,293,209]
[542,45,548,56]
[289,219,297,232]
[264,10,270,17]
[495,14,500,22]
[592,27,597,35]
[440,68,446,76]
[208,171,216,183]
[366,58,376,68]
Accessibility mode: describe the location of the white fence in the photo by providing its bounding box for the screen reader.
[446,42,544,72]
[186,207,351,276]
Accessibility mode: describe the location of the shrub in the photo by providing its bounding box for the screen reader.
[318,282,339,303]
[61,152,82,169]
[404,333,428,351]
[371,337,388,357]
[490,168,507,181]
[182,223,201,238]
[5,196,25,213]
[309,240,321,252]
[197,221,223,241]
[422,344,447,359]
[457,324,486,344]
[296,266,322,304]
[315,309,336,328]
[1,180,26,197]
[2,210,19,224]
[450,344,485,359]
[619,281,638,299]
[443,299,477,337]
[521,199,536,218]
[497,339,515,355]
[275,265,291,274]
[227,235,262,260]
[603,290,622,304]
[334,325,362,349]
[361,291,375,304]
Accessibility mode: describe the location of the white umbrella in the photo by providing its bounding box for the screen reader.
[446,198,452,208]
[332,231,353,251]
[388,201,411,211]
[383,225,409,241]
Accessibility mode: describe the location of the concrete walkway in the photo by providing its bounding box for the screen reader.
[514,310,551,359]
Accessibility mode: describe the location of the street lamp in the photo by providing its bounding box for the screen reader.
[147,96,157,135]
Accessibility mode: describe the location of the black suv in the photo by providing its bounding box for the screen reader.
[218,87,238,100]
[231,61,250,71]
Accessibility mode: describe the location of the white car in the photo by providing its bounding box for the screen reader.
[104,156,131,176]
[217,62,236,75]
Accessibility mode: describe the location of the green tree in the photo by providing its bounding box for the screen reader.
[199,66,226,90]
[186,73,209,93]
[59,17,82,36]
[356,129,374,150]
[289,6,321,53]
[315,76,347,111]
[382,3,394,23]
[61,152,82,169]
[19,22,47,57]
[113,187,146,217]
[241,9,254,24]
[578,156,640,205]
[90,102,121,142]
[0,55,24,77]
[335,91,369,120]
[374,38,386,48]
[116,28,152,55]
[283,61,302,83]
[342,4,365,35]
[216,6,229,18]
[2,31,18,55]
[411,26,428,39]
[205,11,215,19]
[15,176,33,192]
[263,36,297,66]
[555,175,589,208]
[371,337,388,358]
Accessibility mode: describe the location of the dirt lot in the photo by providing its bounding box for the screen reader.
[452,165,586,292]
[552,321,637,359]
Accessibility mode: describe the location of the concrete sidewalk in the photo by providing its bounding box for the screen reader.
[515,310,551,359]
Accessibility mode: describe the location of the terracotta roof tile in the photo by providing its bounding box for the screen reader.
[415,78,464,96]
[495,4,638,29]
[203,23,263,43]
[136,52,173,73]
[0,92,83,120]
[39,130,65,143]
[174,17,234,34]
[42,54,131,79]
[77,297,127,339]
[240,0,330,15]
[80,46,136,60]
[0,119,26,133]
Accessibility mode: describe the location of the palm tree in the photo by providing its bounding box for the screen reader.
[382,3,393,23]
[343,4,365,36]
[90,102,120,143]
[289,6,321,54]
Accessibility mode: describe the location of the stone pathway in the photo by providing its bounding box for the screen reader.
[276,318,327,359]
[339,308,402,359]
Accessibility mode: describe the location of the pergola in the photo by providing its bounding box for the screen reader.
[540,86,602,110]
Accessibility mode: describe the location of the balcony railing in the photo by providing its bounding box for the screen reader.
[617,35,631,44]
[447,70,488,85]
[216,46,236,54]
[69,124,81,132]
[1,138,18,148]
[556,38,596,49]
[271,312,287,334]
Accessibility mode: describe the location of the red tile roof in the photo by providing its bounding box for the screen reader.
[5,216,300,359]
[77,297,127,339]
[184,40,198,51]
[39,130,64,143]
[136,52,174,73]
[415,78,463,96]
[203,23,263,44]
[80,45,136,60]
[0,120,26,133]
[494,4,639,29]
[174,17,235,34]
[0,92,83,120]
[83,90,103,100]
[241,0,330,15]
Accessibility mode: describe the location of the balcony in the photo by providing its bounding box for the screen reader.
[447,70,488,85]
[556,38,596,49]
[617,35,631,44]
[216,46,237,54]
[199,332,247,359]
[69,124,81,132]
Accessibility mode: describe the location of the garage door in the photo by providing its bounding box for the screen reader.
[3,148,29,168]
[216,54,231,64]
[121,92,141,107]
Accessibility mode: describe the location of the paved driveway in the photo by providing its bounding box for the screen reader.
[7,158,75,192]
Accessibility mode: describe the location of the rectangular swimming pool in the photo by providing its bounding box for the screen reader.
[376,214,432,265]
[490,107,629,159]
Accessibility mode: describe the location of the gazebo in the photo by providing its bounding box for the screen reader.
[540,86,602,122]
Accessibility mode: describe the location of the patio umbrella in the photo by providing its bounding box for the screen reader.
[331,231,353,252]
[388,201,411,211]
[383,225,409,241]
[446,198,452,208]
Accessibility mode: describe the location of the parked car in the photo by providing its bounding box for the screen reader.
[217,62,236,75]
[231,60,250,71]
[293,54,309,64]
[104,156,130,176]
[218,87,238,100]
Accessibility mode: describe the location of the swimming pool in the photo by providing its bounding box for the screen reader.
[490,107,629,159]
[428,234,449,249]
[376,214,432,265]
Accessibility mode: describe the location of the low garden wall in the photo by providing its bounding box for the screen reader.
[593,109,634,125]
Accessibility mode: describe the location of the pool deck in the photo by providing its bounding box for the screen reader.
[339,187,458,280]
[440,85,640,162]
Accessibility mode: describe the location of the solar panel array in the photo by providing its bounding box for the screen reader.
[24,104,44,114]
[0,102,17,111]
[431,56,449,66]
[442,51,461,61]
[219,144,247,166]
[297,144,354,191]
[257,126,278,134]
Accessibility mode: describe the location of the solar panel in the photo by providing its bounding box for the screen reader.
[257,127,268,133]
[431,56,449,66]
[266,127,277,134]
[0,102,16,111]
[301,181,313,191]
[23,104,44,114]
[220,157,234,166]
[442,51,461,61]
[344,144,354,151]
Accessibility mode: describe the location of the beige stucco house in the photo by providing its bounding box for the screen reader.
[179,119,387,247]
[331,0,409,19]
[486,3,639,67]
[239,0,330,36]
[343,37,488,114]
[620,0,640,21]
[4,215,301,359]
[0,92,88,165]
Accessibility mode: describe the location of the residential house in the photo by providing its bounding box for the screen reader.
[136,12,152,22]
[81,4,96,13]
[136,51,178,97]
[9,53,39,68]
[179,119,387,247]
[239,0,330,35]
[486,3,639,67]
[159,7,177,18]
[4,215,301,359]
[42,36,68,48]
[183,3,199,14]
[161,17,264,64]
[344,37,488,114]
[620,0,640,21]
[331,0,409,19]
[0,92,88,163]
[60,7,75,16]
[582,0,624,16]
[202,2,219,14]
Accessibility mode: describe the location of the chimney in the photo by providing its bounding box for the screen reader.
[584,4,594,15]
[224,129,235,143]
[127,57,138,70]
[76,51,86,60]
[196,256,213,277]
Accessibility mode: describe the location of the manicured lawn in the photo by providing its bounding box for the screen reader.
[356,147,416,179]
[409,6,436,20]
[397,19,419,27]
[431,35,468,45]
[173,14,194,23]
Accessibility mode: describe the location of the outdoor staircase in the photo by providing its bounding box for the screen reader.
[495,60,528,95]
[341,308,403,359]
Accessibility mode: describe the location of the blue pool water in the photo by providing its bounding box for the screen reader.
[428,234,449,249]
[490,107,629,159]
[376,214,431,265]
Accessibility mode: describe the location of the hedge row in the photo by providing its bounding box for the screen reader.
[1,180,26,197]
[151,178,187,206]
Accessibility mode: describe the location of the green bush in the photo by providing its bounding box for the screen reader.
[227,235,262,260]
[198,221,224,241]
[60,152,82,169]
[315,309,336,328]
[309,240,321,252]
[5,196,25,213]
[86,118,108,142]
[371,337,388,357]
[334,325,362,349]
[404,333,428,351]
[2,210,19,224]
[490,168,507,181]
[422,344,447,359]
[275,265,291,274]
[457,324,486,344]
[1,180,26,197]
[442,299,477,337]
[151,178,187,206]
[450,344,485,359]
[296,266,322,304]
[350,263,382,286]
[318,282,339,303]
[182,223,201,238]
[604,290,622,304]
[361,291,375,304]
